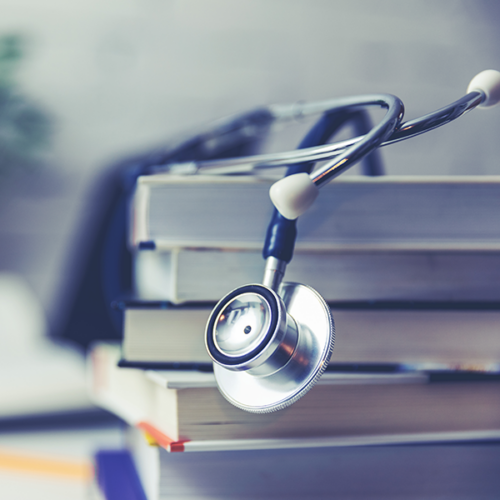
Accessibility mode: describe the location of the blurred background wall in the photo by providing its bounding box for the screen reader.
[0,0,499,337]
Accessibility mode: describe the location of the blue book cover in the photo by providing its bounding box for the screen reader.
[95,449,147,500]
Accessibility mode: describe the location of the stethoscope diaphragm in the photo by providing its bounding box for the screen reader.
[206,282,334,413]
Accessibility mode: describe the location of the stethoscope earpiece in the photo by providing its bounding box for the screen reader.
[206,282,334,413]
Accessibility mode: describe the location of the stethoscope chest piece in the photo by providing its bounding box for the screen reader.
[205,282,335,413]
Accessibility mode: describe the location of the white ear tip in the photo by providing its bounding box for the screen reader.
[467,69,500,108]
[270,173,319,220]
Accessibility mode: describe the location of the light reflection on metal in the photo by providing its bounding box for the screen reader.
[161,91,484,176]
[206,282,334,413]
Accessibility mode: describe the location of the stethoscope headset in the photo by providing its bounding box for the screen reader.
[96,70,499,413]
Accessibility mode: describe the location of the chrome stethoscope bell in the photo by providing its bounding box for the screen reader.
[205,281,334,413]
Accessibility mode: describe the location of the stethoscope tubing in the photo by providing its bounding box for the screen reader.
[166,91,484,176]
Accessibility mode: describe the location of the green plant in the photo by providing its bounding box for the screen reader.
[0,34,52,177]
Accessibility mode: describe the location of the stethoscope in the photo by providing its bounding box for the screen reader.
[172,70,500,413]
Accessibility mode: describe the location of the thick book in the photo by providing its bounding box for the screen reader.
[125,424,500,500]
[90,343,500,452]
[131,174,500,250]
[119,302,500,369]
[134,246,500,303]
[131,174,500,303]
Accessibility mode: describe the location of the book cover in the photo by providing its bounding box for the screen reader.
[90,343,500,451]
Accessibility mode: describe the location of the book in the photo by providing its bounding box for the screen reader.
[131,174,500,251]
[134,246,500,304]
[90,343,500,452]
[119,302,500,370]
[125,424,500,500]
[0,346,96,420]
[131,174,500,304]
[0,273,95,420]
[94,449,147,500]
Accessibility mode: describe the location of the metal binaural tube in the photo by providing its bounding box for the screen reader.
[166,91,485,176]
[309,91,484,187]
[308,94,403,187]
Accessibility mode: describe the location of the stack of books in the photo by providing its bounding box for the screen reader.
[131,174,500,303]
[90,173,500,499]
